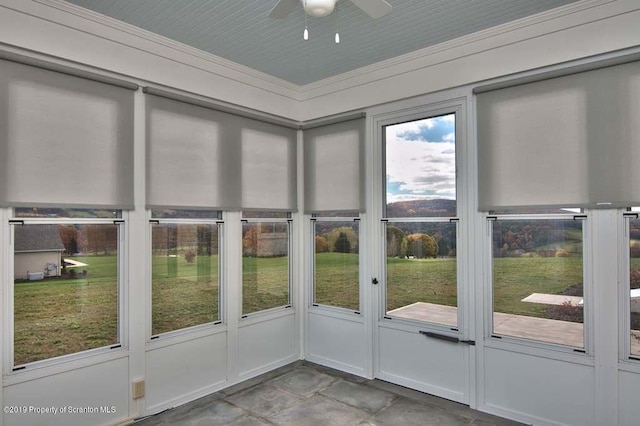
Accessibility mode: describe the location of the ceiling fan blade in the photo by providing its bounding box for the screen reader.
[349,0,392,19]
[268,0,299,19]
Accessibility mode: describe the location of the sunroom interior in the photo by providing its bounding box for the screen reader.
[1,0,640,425]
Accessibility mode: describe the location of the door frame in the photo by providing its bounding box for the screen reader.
[366,87,477,406]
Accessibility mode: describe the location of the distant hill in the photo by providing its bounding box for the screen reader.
[386,199,575,217]
[386,199,456,218]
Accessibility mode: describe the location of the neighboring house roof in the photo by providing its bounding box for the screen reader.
[14,225,65,253]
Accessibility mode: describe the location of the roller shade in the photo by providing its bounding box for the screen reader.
[146,93,297,211]
[304,118,365,213]
[241,126,297,211]
[477,60,640,211]
[0,59,135,208]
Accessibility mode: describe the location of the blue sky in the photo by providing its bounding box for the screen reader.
[385,114,456,203]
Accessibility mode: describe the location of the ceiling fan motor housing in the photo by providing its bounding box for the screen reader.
[303,0,336,17]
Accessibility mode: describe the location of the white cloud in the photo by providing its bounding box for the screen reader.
[386,119,456,204]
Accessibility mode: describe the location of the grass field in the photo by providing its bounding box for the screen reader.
[13,252,589,364]
[151,254,219,335]
[242,256,289,314]
[386,256,457,311]
[315,252,360,310]
[14,255,118,365]
[493,257,583,317]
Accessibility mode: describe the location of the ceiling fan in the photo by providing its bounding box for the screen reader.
[269,0,392,19]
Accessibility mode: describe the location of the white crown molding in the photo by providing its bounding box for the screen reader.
[2,0,636,111]
[300,0,620,98]
[29,0,305,100]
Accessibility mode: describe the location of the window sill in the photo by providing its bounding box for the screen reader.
[147,321,226,350]
[3,346,128,386]
[483,335,594,366]
[308,304,363,323]
[240,305,295,326]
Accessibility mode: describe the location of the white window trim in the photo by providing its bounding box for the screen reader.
[4,212,128,377]
[147,214,225,341]
[310,216,362,315]
[240,215,293,318]
[484,213,593,356]
[373,99,466,334]
[620,212,640,367]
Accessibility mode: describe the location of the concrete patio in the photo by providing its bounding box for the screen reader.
[388,302,640,354]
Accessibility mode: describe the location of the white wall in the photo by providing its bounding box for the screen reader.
[482,348,595,426]
[1,0,640,425]
[145,331,227,413]
[619,369,640,426]
[238,313,298,379]
[3,357,129,426]
[14,252,60,280]
[306,310,368,377]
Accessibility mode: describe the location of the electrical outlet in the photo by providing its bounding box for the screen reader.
[132,379,145,399]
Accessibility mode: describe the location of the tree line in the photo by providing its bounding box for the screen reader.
[386,225,447,259]
[58,224,118,255]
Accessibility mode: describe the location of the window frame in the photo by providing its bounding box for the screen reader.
[486,212,592,354]
[5,211,127,373]
[310,214,362,314]
[240,214,293,318]
[148,212,224,340]
[378,104,463,332]
[382,217,460,329]
[621,211,640,362]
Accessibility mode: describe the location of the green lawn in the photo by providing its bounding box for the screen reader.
[315,252,360,310]
[386,256,457,311]
[493,257,583,317]
[14,253,584,364]
[14,255,118,365]
[630,257,640,272]
[152,254,219,335]
[242,256,289,315]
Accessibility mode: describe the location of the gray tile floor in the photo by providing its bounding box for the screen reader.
[134,362,524,426]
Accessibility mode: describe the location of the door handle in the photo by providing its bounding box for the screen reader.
[419,330,475,346]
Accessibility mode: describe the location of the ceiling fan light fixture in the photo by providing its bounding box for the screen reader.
[303,0,336,17]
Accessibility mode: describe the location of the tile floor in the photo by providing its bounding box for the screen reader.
[133,361,524,425]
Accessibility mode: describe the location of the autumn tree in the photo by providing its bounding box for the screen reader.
[242,225,258,256]
[404,233,438,258]
[84,225,117,255]
[334,232,351,253]
[58,225,79,255]
[315,235,329,253]
[386,226,405,257]
[326,226,358,253]
[197,225,214,256]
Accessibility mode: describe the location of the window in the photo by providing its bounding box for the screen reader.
[627,215,640,358]
[11,210,123,367]
[313,215,360,311]
[304,118,364,312]
[242,212,291,315]
[151,210,221,336]
[491,213,585,348]
[383,113,458,326]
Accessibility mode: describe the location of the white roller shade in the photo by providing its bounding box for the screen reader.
[304,118,365,213]
[146,93,297,211]
[0,59,135,208]
[477,60,640,211]
[241,126,297,211]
